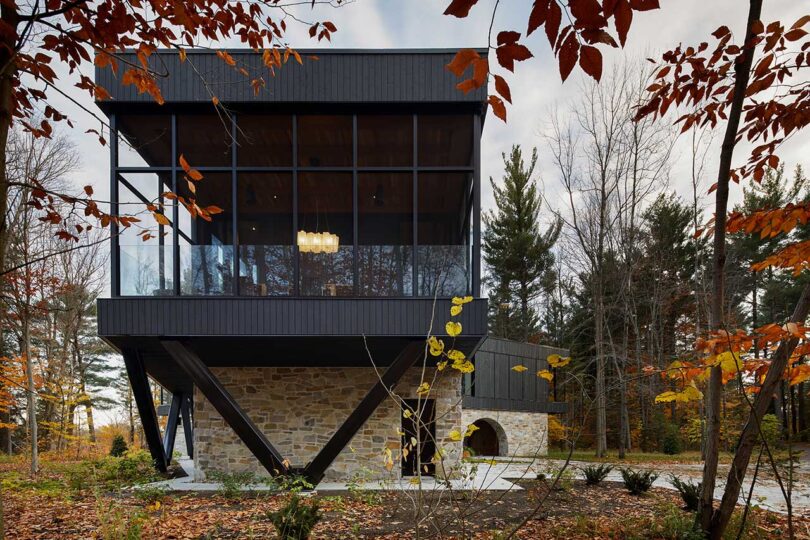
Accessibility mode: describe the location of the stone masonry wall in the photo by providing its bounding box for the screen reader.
[194,367,462,482]
[461,408,548,457]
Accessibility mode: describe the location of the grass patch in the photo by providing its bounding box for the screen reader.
[545,450,728,464]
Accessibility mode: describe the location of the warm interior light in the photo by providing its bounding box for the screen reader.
[297,230,339,253]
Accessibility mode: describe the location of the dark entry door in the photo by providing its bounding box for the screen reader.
[401,399,436,476]
[464,420,499,456]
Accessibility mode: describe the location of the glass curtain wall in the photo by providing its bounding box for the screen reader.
[113,112,475,297]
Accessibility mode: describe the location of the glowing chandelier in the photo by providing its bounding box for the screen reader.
[297,230,339,254]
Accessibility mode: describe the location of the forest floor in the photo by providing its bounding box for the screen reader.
[2,452,809,539]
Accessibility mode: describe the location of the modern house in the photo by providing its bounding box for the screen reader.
[96,49,563,483]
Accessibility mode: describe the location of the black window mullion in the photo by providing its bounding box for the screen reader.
[352,114,359,296]
[172,114,180,296]
[292,115,299,296]
[232,113,239,296]
[110,113,120,297]
[412,114,418,298]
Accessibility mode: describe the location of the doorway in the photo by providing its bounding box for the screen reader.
[401,399,436,476]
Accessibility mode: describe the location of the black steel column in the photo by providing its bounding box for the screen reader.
[352,114,359,295]
[172,114,180,295]
[412,114,418,296]
[161,340,289,475]
[292,115,299,296]
[303,341,423,484]
[122,349,167,471]
[163,392,182,460]
[181,395,194,458]
[232,113,239,295]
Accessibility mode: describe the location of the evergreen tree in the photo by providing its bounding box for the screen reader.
[483,145,562,341]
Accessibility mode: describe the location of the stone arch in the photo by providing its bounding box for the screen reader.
[463,418,508,457]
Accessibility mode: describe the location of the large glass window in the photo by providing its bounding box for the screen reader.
[417,172,472,296]
[117,115,172,167]
[358,173,413,296]
[298,173,353,296]
[117,173,174,296]
[357,115,412,167]
[237,173,293,296]
[297,116,352,167]
[177,115,232,167]
[178,173,234,295]
[237,115,293,167]
[417,115,473,167]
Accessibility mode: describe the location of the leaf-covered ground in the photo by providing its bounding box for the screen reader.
[5,477,809,539]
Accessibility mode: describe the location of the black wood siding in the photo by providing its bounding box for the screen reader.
[97,297,488,338]
[462,337,568,414]
[95,49,488,105]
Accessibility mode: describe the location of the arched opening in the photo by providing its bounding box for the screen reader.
[464,418,507,457]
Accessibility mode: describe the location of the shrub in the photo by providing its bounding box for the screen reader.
[538,465,575,491]
[208,470,256,499]
[670,475,701,511]
[581,464,613,485]
[661,424,682,455]
[110,435,129,457]
[621,468,658,495]
[757,414,782,449]
[268,495,321,540]
[133,484,169,505]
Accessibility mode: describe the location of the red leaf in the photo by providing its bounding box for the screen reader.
[494,74,512,103]
[527,0,550,36]
[323,21,337,32]
[569,0,606,29]
[83,185,93,197]
[791,15,810,30]
[444,0,479,17]
[456,79,478,94]
[628,0,659,10]
[579,45,603,81]
[712,25,731,39]
[472,57,489,86]
[545,0,562,47]
[614,0,632,46]
[488,95,507,122]
[496,43,533,72]
[179,154,191,173]
[497,30,521,46]
[446,49,481,77]
[784,28,808,42]
[559,34,579,81]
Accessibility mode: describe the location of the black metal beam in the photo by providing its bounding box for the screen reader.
[160,339,289,475]
[303,341,423,484]
[122,349,167,471]
[181,395,194,458]
[163,392,182,460]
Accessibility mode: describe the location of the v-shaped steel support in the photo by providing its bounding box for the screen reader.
[161,340,290,476]
[122,349,168,472]
[303,341,424,484]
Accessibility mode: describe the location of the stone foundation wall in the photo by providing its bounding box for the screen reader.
[461,408,548,457]
[194,367,463,482]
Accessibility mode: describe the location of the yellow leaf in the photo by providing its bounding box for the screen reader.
[464,423,480,437]
[179,48,187,62]
[403,408,413,419]
[417,382,430,396]
[547,354,571,368]
[437,360,448,371]
[512,365,528,372]
[717,351,744,374]
[409,477,421,485]
[153,212,170,226]
[536,369,553,381]
[655,391,678,403]
[448,429,463,442]
[428,336,444,357]
[447,349,465,361]
[451,295,474,305]
[445,321,462,337]
[452,360,475,373]
[450,305,463,316]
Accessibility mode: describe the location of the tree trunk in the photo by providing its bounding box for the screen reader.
[710,281,810,539]
[799,381,807,443]
[699,0,762,532]
[0,4,19,277]
[23,317,37,475]
[595,290,607,457]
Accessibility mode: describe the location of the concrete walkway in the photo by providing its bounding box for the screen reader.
[140,451,810,515]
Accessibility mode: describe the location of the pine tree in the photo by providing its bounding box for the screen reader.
[483,145,562,341]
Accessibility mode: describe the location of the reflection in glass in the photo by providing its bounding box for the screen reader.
[118,173,174,296]
[237,173,293,295]
[237,115,293,167]
[178,173,233,295]
[177,115,232,167]
[358,173,413,295]
[417,173,472,296]
[357,115,412,167]
[417,115,473,167]
[298,173,353,295]
[297,116,352,167]
[117,115,172,167]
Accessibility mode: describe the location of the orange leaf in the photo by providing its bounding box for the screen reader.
[494,74,512,103]
[488,95,507,122]
[444,0,479,18]
[179,154,191,173]
[446,49,481,77]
